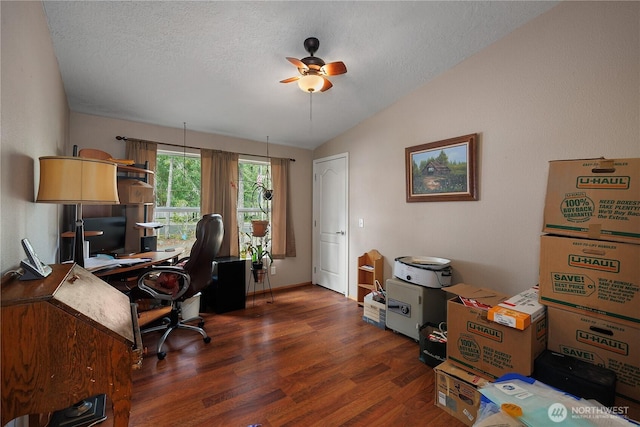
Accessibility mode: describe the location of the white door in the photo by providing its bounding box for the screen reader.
[313,153,348,295]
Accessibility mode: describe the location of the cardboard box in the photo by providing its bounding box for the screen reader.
[542,158,640,244]
[539,235,640,328]
[486,307,532,331]
[117,179,154,204]
[487,286,545,330]
[362,292,386,330]
[547,306,640,402]
[446,283,547,379]
[615,395,640,424]
[434,361,490,426]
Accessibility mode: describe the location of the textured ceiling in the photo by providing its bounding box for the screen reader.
[43,1,557,150]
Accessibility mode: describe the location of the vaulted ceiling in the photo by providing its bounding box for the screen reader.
[43,1,557,150]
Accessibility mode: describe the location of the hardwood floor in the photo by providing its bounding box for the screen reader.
[126,285,468,427]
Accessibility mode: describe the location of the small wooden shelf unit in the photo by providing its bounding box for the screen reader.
[357,249,383,306]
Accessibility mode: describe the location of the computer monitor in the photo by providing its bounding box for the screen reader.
[83,216,126,255]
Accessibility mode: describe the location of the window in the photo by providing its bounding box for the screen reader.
[153,150,201,250]
[238,159,271,258]
[152,151,270,258]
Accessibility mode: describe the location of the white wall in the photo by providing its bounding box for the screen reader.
[1,1,70,272]
[69,112,314,289]
[314,2,640,296]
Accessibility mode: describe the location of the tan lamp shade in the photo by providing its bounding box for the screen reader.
[36,156,120,204]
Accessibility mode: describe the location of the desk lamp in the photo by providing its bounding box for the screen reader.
[37,156,119,267]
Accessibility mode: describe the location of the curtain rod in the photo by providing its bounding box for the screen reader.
[115,136,295,162]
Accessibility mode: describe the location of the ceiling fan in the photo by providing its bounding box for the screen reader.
[280,37,347,93]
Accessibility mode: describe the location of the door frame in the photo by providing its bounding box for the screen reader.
[312,152,349,296]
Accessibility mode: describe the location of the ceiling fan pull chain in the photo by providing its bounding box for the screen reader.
[309,92,313,121]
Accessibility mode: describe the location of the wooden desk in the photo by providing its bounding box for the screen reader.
[61,230,104,238]
[1,264,143,427]
[92,248,184,278]
[92,249,186,324]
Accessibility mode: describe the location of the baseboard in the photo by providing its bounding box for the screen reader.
[247,281,312,297]
[273,281,313,292]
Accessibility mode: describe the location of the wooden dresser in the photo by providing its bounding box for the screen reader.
[1,263,143,427]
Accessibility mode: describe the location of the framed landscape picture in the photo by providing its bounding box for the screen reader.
[405,133,478,202]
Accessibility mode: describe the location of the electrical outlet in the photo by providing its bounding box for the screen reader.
[271,265,276,275]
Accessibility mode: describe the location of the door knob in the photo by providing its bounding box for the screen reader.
[335,231,345,235]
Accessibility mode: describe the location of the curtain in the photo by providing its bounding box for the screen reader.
[125,140,157,252]
[271,158,296,258]
[201,149,239,257]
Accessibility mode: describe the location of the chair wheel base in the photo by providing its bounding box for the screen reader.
[157,351,166,360]
[204,336,211,344]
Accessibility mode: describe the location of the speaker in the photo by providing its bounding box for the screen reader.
[140,235,157,252]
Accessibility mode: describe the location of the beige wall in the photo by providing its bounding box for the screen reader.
[69,112,314,289]
[314,2,640,296]
[0,0,313,286]
[1,1,70,272]
[2,1,639,300]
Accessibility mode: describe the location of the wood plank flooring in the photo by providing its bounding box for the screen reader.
[126,285,468,427]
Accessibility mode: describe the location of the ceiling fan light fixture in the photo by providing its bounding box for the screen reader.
[298,74,324,93]
[281,37,346,94]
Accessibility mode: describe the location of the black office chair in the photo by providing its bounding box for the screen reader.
[137,213,224,359]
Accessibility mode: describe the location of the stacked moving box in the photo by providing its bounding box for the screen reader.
[539,158,640,417]
[434,157,640,425]
[437,284,548,426]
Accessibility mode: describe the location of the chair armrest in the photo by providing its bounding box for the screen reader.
[174,256,190,266]
[149,265,186,273]
[138,267,191,301]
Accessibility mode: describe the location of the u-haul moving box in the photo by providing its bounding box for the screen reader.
[547,306,640,402]
[446,283,547,380]
[539,235,640,328]
[542,158,640,245]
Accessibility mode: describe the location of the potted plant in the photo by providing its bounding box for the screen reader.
[246,234,273,282]
[251,218,270,238]
[252,181,273,207]
[250,182,273,237]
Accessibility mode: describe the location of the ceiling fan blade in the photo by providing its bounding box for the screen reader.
[286,57,307,69]
[280,76,300,84]
[322,61,347,76]
[320,77,333,92]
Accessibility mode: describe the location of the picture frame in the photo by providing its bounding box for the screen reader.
[405,133,478,202]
